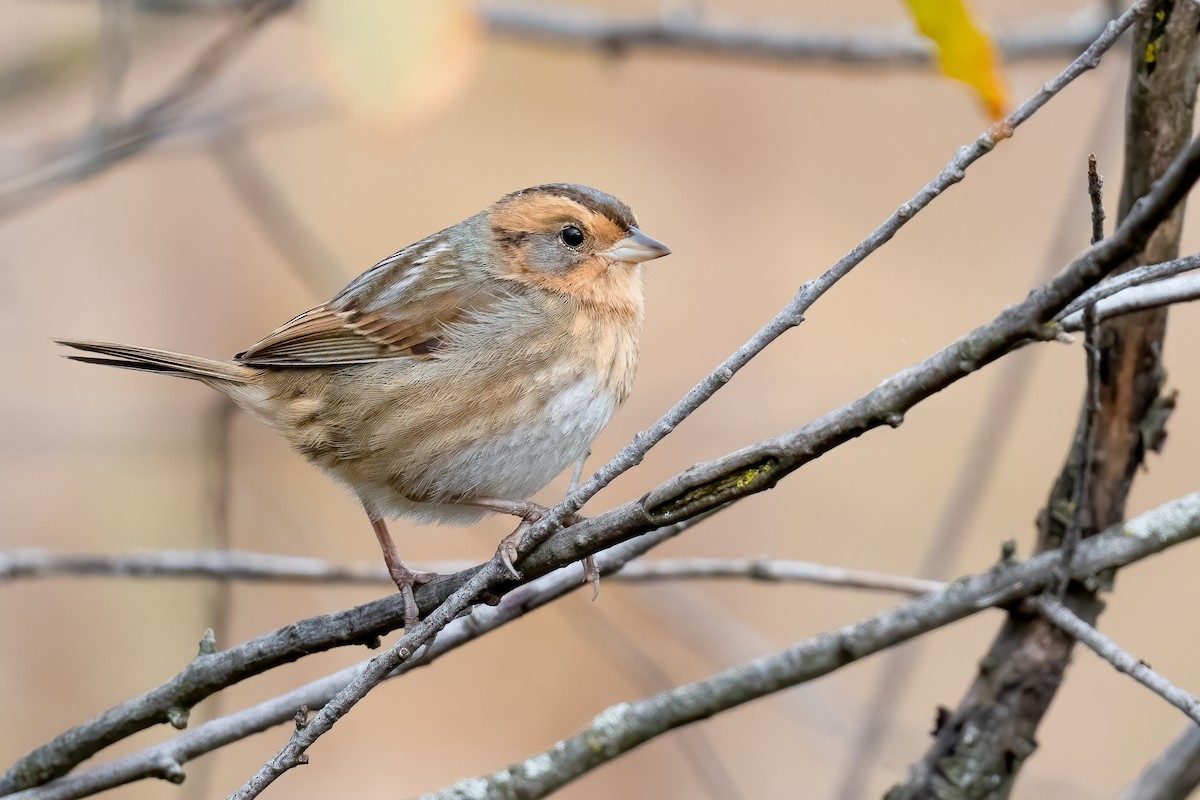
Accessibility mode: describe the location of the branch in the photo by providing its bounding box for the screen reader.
[1035,596,1200,725]
[481,4,1111,68]
[0,0,289,221]
[0,548,944,596]
[1059,251,1200,316]
[1060,272,1200,328]
[2,5,1169,792]
[426,495,1200,800]
[1121,725,1200,800]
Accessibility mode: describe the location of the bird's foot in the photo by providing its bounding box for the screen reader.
[387,562,440,629]
[483,500,586,580]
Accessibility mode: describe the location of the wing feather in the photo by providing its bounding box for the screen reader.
[235,230,494,366]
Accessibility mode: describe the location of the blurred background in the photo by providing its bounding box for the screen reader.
[2,0,1198,797]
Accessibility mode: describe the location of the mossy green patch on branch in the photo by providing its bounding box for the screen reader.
[644,457,780,524]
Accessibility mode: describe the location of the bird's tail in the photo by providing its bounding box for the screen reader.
[56,339,254,385]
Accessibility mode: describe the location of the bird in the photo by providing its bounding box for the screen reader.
[58,184,671,627]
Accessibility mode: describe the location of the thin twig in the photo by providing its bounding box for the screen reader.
[481,4,1109,67]
[1089,152,1107,243]
[1036,595,1200,724]
[1059,273,1200,328]
[423,495,1200,800]
[1059,251,1200,317]
[1060,155,1108,594]
[0,549,944,595]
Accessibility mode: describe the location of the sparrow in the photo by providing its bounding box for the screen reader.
[58,184,671,626]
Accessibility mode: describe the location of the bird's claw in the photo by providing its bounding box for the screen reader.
[387,565,440,629]
[498,525,526,579]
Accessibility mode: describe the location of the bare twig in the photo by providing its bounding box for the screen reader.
[424,495,1200,800]
[481,4,1109,68]
[1060,273,1200,327]
[0,0,289,221]
[1059,251,1200,317]
[1089,152,1108,243]
[0,548,944,596]
[1036,595,1200,724]
[1060,155,1109,594]
[1120,725,1200,800]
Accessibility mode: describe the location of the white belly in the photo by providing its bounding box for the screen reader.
[360,375,617,525]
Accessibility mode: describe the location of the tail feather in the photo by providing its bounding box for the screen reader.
[56,339,253,385]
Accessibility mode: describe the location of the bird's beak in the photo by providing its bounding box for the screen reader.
[600,228,672,264]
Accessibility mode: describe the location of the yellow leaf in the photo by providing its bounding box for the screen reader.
[309,0,482,133]
[903,0,1010,120]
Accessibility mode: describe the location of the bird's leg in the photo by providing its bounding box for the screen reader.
[456,497,585,579]
[367,512,439,628]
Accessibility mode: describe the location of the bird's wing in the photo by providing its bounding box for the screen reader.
[235,232,496,366]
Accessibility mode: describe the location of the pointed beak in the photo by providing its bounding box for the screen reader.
[599,227,672,264]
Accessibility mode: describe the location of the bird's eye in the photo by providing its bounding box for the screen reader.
[559,225,585,248]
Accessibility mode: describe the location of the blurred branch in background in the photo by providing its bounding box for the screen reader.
[480,4,1112,68]
[1121,726,1200,800]
[566,606,746,800]
[0,548,946,595]
[0,0,289,222]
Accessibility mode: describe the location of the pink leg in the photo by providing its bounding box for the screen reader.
[367,512,439,628]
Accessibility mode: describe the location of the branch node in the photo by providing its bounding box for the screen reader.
[884,412,904,428]
[987,120,1015,142]
[197,627,217,656]
[165,707,190,731]
[156,757,186,784]
[999,538,1019,566]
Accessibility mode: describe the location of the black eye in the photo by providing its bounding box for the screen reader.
[559,225,585,248]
